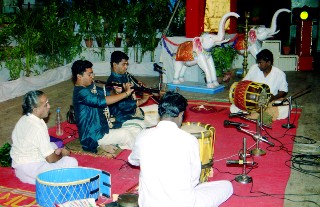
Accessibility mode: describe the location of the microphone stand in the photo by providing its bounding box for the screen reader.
[282,96,295,129]
[153,63,165,91]
[236,106,274,156]
[234,138,253,184]
[273,86,311,129]
[229,113,272,129]
[251,106,266,156]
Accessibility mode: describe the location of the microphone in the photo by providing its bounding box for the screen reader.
[153,63,165,74]
[226,160,256,165]
[224,120,248,127]
[272,102,284,106]
[272,98,289,106]
[254,136,274,146]
[229,111,250,117]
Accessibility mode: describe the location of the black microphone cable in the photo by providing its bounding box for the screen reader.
[232,179,320,207]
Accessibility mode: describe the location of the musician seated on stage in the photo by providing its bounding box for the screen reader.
[128,91,233,207]
[72,59,140,153]
[106,51,159,129]
[10,90,78,184]
[230,49,289,122]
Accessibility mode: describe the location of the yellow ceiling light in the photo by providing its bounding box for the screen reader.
[300,11,308,20]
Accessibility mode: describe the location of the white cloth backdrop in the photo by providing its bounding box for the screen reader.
[0,62,158,103]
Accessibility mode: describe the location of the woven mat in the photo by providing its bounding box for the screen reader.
[65,138,123,159]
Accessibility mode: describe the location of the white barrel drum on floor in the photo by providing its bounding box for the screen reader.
[36,167,111,207]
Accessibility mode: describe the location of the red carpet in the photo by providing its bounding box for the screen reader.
[186,100,301,207]
[0,100,301,207]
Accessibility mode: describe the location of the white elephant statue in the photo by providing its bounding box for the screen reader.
[235,8,291,58]
[173,12,240,88]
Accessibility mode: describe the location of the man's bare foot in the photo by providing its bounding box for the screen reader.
[100,145,118,154]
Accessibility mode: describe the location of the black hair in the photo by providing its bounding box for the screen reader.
[110,51,129,68]
[22,90,44,115]
[158,91,187,118]
[256,49,274,64]
[71,60,93,84]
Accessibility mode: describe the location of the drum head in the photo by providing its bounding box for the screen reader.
[118,193,139,207]
[229,80,271,112]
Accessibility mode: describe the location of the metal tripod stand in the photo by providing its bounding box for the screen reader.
[227,138,254,184]
[282,96,295,129]
[153,63,166,91]
[272,86,311,129]
[237,106,274,156]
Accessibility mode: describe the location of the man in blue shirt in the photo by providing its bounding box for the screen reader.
[72,60,135,153]
[107,51,159,130]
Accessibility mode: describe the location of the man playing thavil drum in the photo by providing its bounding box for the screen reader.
[129,91,233,207]
[230,49,289,122]
[105,51,159,129]
[243,49,288,102]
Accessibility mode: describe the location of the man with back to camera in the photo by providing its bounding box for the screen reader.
[106,51,159,129]
[10,90,78,184]
[230,49,289,121]
[128,91,233,207]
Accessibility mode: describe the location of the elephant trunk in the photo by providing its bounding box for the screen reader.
[269,8,291,33]
[216,12,240,41]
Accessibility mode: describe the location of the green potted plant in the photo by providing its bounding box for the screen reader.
[123,2,141,59]
[38,2,82,68]
[5,46,24,80]
[282,39,291,55]
[125,0,171,62]
[9,9,41,77]
[74,8,95,48]
[1,1,84,80]
[0,14,13,62]
[91,14,109,60]
[167,1,186,36]
[1,9,39,80]
[211,44,237,82]
[92,15,106,47]
[99,0,125,47]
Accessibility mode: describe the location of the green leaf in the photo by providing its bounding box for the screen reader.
[0,143,12,167]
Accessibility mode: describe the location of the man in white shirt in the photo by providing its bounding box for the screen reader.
[243,49,288,101]
[129,91,233,207]
[10,90,78,184]
[230,49,289,121]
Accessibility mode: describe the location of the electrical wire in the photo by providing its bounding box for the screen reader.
[215,108,320,206]
[288,154,320,177]
[214,164,320,206]
[232,180,320,207]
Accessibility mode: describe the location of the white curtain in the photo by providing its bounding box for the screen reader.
[0,62,158,103]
